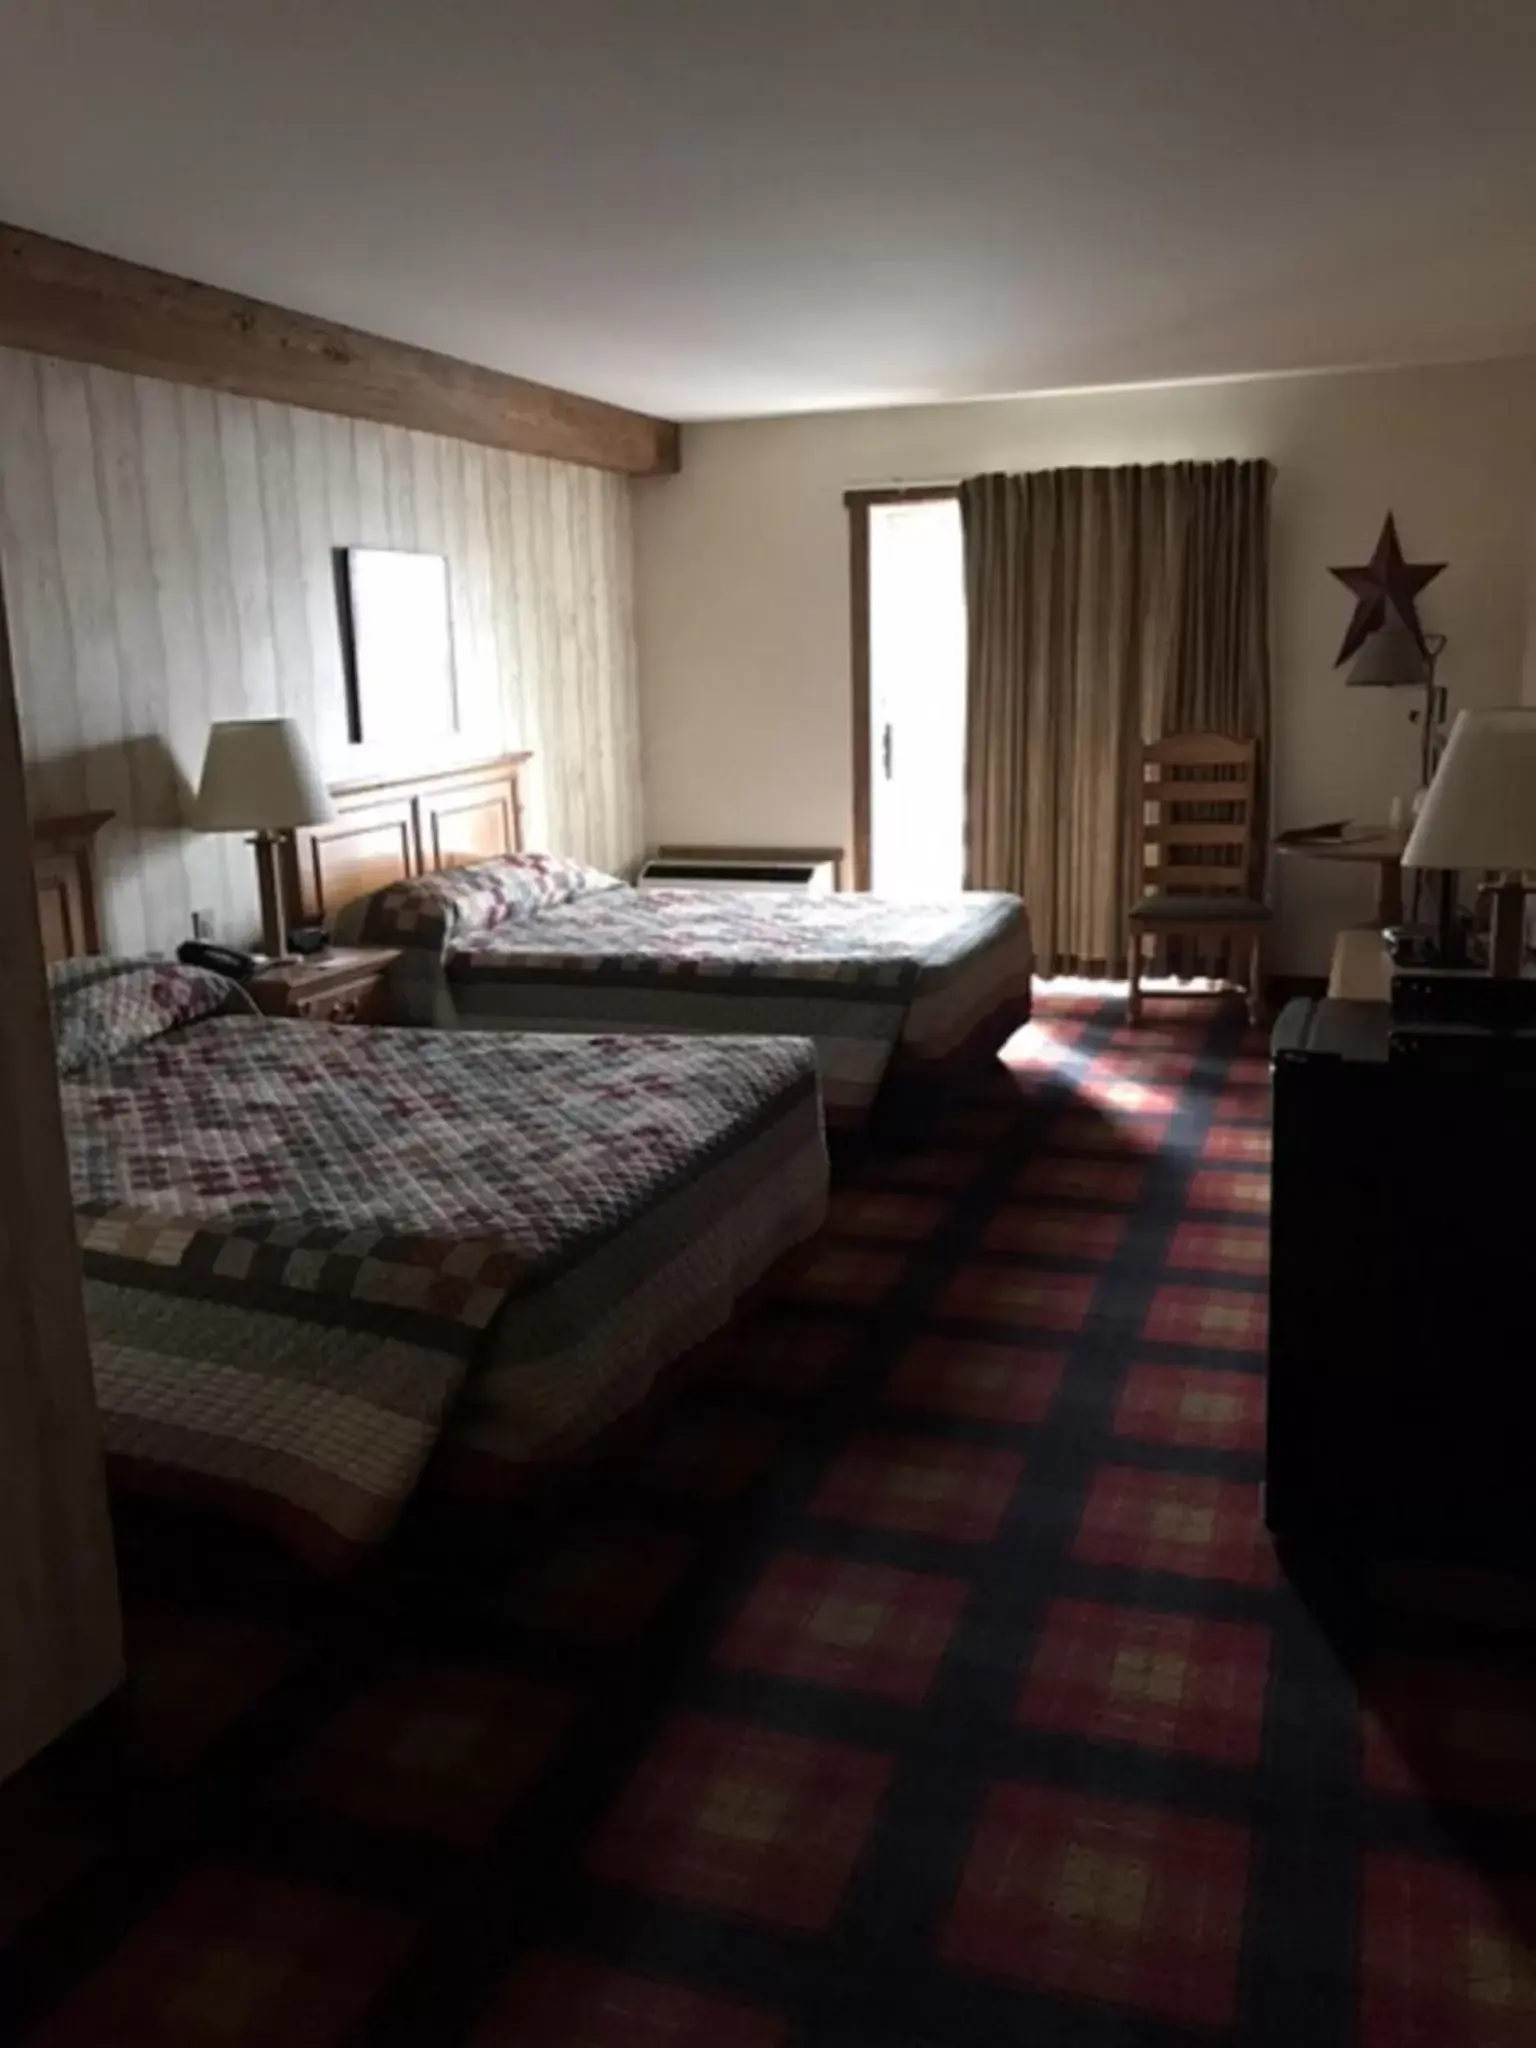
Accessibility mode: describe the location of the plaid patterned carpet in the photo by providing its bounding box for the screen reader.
[5,991,1535,2046]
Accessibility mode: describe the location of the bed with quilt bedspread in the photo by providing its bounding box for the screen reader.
[341,854,1034,1127]
[53,958,828,1567]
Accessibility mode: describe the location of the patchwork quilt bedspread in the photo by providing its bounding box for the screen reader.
[56,963,827,1565]
[352,867,1034,1124]
[448,889,1034,1120]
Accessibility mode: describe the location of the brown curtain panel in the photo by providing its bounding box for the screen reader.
[960,459,1271,974]
[1165,459,1274,853]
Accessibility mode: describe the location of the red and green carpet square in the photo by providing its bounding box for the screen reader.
[5,990,1533,2048]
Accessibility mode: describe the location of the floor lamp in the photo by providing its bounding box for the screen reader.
[1345,625,1448,930]
[1344,626,1448,791]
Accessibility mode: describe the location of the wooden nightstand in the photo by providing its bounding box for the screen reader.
[246,947,403,1025]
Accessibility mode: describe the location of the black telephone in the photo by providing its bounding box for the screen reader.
[176,939,264,982]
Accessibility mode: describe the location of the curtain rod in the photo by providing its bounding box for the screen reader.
[842,482,960,507]
[844,458,1270,509]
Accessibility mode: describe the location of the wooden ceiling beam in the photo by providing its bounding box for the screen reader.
[0,222,680,478]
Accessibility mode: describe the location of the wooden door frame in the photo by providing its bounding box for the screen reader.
[0,543,123,1781]
[844,485,959,891]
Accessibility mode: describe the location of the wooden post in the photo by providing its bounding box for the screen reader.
[0,543,123,1782]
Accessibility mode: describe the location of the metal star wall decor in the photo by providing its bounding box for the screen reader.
[1330,512,1444,666]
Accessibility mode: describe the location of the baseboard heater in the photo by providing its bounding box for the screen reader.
[637,845,842,894]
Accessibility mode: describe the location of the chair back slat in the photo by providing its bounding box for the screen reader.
[1144,734,1254,768]
[1148,768,1255,796]
[1145,821,1250,848]
[1155,862,1248,892]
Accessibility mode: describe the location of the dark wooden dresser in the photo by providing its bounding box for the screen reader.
[1267,997,1536,1564]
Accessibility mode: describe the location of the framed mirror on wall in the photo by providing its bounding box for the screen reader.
[337,547,459,752]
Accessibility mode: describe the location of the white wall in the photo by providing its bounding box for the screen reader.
[0,349,642,955]
[637,358,1536,973]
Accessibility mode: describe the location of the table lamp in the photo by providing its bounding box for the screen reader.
[1402,708,1536,978]
[191,718,336,957]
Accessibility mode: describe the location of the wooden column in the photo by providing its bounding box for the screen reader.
[0,542,122,1782]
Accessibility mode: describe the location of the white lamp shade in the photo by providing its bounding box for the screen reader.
[1402,708,1536,871]
[192,718,337,831]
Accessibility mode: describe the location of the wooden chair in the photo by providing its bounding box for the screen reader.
[1127,733,1270,1027]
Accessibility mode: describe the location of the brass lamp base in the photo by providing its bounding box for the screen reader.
[249,830,291,959]
[1486,877,1528,979]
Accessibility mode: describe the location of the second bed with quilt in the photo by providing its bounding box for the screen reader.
[344,856,1034,1128]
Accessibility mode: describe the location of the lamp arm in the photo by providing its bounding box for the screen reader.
[1419,640,1447,789]
[1410,639,1447,926]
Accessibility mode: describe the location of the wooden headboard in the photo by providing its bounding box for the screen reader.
[32,812,112,964]
[288,754,529,927]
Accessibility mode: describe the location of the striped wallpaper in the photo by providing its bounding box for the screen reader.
[0,347,643,955]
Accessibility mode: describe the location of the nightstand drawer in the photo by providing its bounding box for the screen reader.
[247,947,403,1024]
[286,979,379,1025]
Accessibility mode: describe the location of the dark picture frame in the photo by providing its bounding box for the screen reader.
[336,546,458,749]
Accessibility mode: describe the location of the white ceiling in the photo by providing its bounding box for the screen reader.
[3,0,1536,422]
